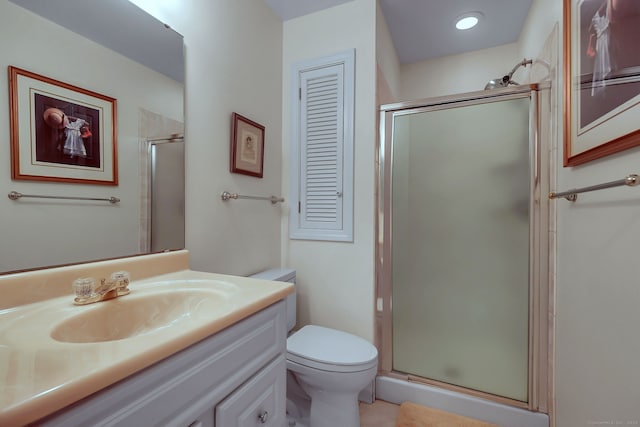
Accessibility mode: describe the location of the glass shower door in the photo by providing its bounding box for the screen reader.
[391,97,531,402]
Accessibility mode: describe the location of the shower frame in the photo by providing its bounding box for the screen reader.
[375,83,553,413]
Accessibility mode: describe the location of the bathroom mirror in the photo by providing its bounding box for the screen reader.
[0,0,185,273]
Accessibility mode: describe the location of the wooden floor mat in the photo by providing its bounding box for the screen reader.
[395,401,501,427]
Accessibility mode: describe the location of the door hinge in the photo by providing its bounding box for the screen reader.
[299,87,302,100]
[298,201,301,213]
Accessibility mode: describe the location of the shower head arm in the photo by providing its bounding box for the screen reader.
[484,58,533,90]
[506,58,533,81]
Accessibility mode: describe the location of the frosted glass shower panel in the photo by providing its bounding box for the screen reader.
[391,98,530,402]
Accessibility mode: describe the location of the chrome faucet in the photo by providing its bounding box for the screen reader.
[73,271,130,305]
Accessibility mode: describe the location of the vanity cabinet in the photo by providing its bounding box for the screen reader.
[37,301,287,427]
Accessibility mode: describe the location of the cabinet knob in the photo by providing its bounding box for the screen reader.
[258,410,269,423]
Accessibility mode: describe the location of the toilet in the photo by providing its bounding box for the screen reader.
[249,269,378,427]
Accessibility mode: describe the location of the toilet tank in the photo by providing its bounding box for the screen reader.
[249,268,296,332]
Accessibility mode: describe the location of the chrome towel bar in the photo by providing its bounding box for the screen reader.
[220,191,284,205]
[549,174,639,202]
[8,191,120,204]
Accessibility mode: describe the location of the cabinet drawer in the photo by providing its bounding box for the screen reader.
[216,356,286,427]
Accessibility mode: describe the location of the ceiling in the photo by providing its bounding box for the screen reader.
[264,0,533,64]
[10,0,184,82]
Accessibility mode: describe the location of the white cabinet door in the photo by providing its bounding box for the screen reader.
[216,356,286,427]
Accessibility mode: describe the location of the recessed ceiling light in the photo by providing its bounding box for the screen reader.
[455,12,483,30]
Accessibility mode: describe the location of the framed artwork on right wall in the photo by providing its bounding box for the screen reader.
[563,0,640,166]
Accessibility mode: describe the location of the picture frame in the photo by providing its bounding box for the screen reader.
[230,112,265,178]
[9,66,118,185]
[563,0,640,166]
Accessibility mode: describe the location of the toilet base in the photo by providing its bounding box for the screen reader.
[287,371,362,427]
[286,414,308,427]
[308,391,360,427]
[286,373,311,426]
[286,392,360,427]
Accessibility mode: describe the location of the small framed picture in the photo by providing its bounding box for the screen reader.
[230,112,264,178]
[8,66,118,185]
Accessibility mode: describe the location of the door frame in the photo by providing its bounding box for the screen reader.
[375,83,553,412]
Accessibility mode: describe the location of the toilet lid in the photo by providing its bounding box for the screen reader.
[287,325,378,367]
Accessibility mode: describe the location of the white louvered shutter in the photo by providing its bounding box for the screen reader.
[300,67,343,230]
[290,50,354,242]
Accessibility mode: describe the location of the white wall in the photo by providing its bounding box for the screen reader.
[521,0,640,424]
[376,1,401,102]
[157,0,284,276]
[518,0,561,68]
[399,43,520,100]
[544,0,640,424]
[0,1,183,272]
[282,0,377,341]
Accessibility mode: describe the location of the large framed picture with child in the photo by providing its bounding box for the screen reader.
[8,66,118,184]
[564,0,640,166]
[563,0,640,166]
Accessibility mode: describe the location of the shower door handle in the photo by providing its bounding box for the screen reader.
[531,89,540,188]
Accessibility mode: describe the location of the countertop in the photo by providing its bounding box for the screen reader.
[0,251,293,426]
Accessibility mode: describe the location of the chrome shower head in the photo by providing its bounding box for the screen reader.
[484,58,533,90]
[484,75,511,90]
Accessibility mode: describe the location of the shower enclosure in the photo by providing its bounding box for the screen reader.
[376,84,551,423]
[139,137,185,253]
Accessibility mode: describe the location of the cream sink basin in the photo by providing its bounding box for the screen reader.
[51,284,233,343]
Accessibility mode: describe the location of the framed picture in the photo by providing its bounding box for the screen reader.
[563,0,640,166]
[9,66,118,185]
[230,112,265,178]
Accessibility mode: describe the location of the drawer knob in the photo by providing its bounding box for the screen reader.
[258,410,269,423]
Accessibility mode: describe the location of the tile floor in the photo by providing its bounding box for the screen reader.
[359,399,400,427]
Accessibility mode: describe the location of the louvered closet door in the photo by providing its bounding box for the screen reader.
[299,65,344,231]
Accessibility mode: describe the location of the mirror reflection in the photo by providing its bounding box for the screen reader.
[0,0,185,273]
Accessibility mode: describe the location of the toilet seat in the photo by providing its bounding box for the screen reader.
[287,325,378,373]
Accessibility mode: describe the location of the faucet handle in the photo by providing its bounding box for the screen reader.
[73,277,96,299]
[110,271,130,284]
